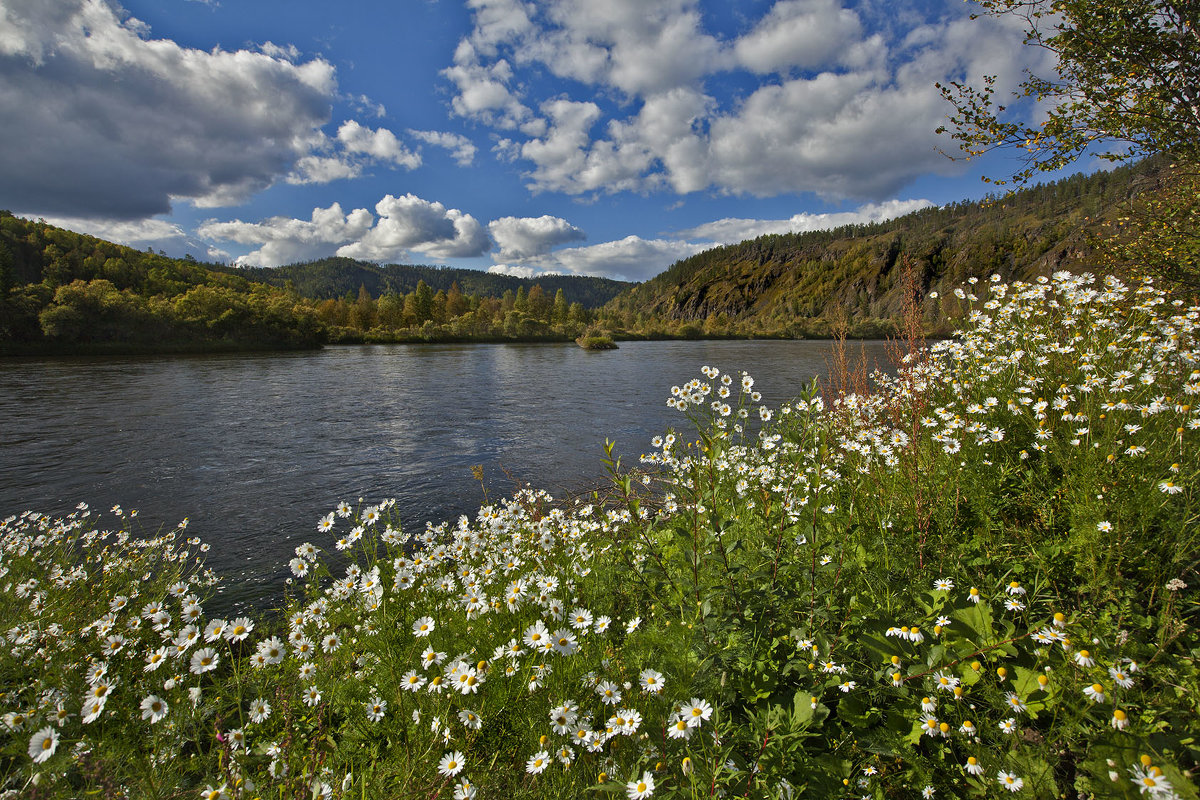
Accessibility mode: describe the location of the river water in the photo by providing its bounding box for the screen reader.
[0,340,892,609]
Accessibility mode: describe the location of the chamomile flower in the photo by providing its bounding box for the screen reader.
[639,669,664,694]
[438,751,466,778]
[627,772,656,799]
[28,726,59,763]
[681,698,713,727]
[249,698,271,724]
[140,694,168,723]
[997,771,1024,792]
[526,750,550,774]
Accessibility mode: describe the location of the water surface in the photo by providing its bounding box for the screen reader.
[0,340,892,609]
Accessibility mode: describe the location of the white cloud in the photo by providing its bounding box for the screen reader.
[336,121,421,169]
[198,203,375,267]
[520,235,708,282]
[38,216,187,245]
[199,194,492,266]
[337,194,491,262]
[408,129,478,166]
[488,214,585,260]
[0,0,339,218]
[487,263,544,279]
[676,198,935,243]
[446,0,1038,200]
[732,0,864,74]
[442,42,531,129]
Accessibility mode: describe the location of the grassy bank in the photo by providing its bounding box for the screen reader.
[1,271,1196,799]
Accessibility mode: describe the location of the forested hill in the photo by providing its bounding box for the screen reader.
[0,212,323,354]
[215,258,628,308]
[602,160,1159,338]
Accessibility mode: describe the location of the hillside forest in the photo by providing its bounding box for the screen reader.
[0,156,1182,355]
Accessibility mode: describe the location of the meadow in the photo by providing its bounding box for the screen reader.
[1,271,1196,799]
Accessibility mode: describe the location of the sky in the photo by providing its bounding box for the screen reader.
[0,0,1082,283]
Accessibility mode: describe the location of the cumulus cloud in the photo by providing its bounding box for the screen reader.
[519,235,708,282]
[676,198,935,243]
[408,130,478,166]
[335,121,421,169]
[487,263,545,279]
[445,0,1039,200]
[198,203,375,267]
[199,194,492,266]
[0,0,339,218]
[733,0,864,74]
[337,194,491,262]
[488,214,585,260]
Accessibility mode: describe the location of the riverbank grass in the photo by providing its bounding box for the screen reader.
[1,271,1196,799]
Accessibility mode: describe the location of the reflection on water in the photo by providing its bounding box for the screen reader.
[0,340,892,610]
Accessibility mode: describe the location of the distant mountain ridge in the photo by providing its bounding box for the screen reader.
[601,159,1161,338]
[214,257,629,308]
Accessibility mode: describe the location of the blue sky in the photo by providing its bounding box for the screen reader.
[0,0,1083,282]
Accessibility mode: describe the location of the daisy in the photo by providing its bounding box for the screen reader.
[1159,480,1183,494]
[1074,649,1095,668]
[401,671,426,692]
[366,697,386,722]
[190,647,219,675]
[596,681,622,705]
[551,628,578,656]
[1109,667,1134,689]
[998,718,1017,734]
[933,578,954,591]
[681,698,713,728]
[28,726,59,763]
[667,715,693,739]
[302,686,321,707]
[639,669,664,694]
[140,694,168,723]
[1083,683,1106,703]
[965,756,984,775]
[523,621,549,649]
[439,751,466,778]
[627,772,656,799]
[1110,709,1128,730]
[249,698,271,724]
[412,617,435,637]
[458,709,482,729]
[569,608,593,631]
[997,771,1024,792]
[1005,581,1026,596]
[203,619,228,643]
[526,750,550,774]
[144,647,169,673]
[1129,765,1172,795]
[321,633,341,653]
[227,617,253,642]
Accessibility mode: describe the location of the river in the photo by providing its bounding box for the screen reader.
[0,340,893,610]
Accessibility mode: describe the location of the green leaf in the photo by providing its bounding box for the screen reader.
[952,602,995,646]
